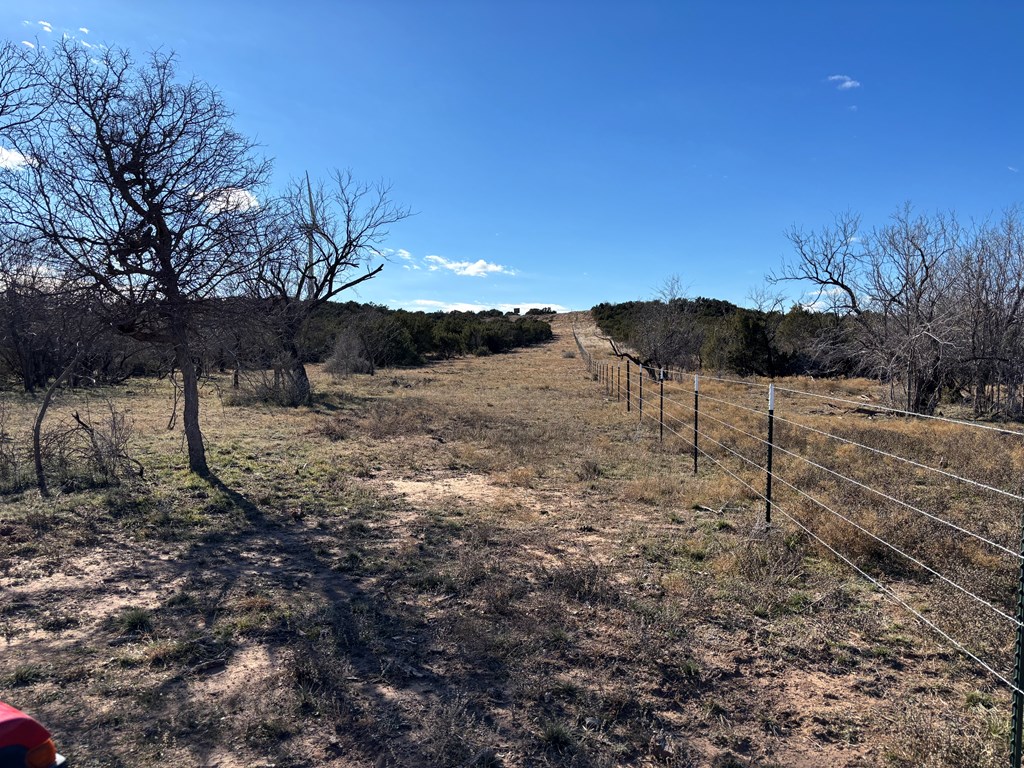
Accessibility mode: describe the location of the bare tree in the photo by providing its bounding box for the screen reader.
[0,227,119,393]
[246,171,410,405]
[743,285,789,377]
[775,205,959,413]
[602,276,704,373]
[950,208,1024,415]
[0,41,270,474]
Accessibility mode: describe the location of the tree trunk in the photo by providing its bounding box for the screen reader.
[33,349,84,497]
[170,321,209,476]
[912,369,942,415]
[288,354,312,406]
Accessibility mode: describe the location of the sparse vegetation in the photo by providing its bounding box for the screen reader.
[0,313,1014,766]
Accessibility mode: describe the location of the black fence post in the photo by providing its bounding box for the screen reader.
[693,374,699,475]
[626,361,631,413]
[659,369,664,443]
[617,365,621,402]
[639,366,644,422]
[765,383,775,524]
[1012,510,1024,768]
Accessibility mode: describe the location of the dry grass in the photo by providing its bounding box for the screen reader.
[0,312,1014,767]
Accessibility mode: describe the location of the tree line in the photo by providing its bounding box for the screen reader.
[0,298,553,386]
[594,205,1024,418]
[592,295,824,380]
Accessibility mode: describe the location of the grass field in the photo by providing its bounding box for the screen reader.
[0,313,1016,767]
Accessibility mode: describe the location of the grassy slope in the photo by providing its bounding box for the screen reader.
[0,312,1012,767]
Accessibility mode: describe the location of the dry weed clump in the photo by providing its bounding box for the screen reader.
[0,398,29,492]
[499,465,537,487]
[544,559,619,604]
[359,397,437,440]
[620,472,681,505]
[883,698,1006,768]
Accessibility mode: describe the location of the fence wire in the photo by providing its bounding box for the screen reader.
[571,328,1024,711]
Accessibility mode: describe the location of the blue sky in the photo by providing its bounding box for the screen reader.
[3,2,1022,312]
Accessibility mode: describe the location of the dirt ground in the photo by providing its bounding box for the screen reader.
[0,312,1011,767]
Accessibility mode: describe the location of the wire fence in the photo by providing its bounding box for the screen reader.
[572,326,1024,765]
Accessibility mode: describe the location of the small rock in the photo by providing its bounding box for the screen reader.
[652,734,676,759]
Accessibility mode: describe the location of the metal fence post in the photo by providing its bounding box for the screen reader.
[617,365,621,402]
[765,383,775,524]
[626,361,631,412]
[639,365,644,421]
[659,369,664,442]
[693,374,699,475]
[1012,512,1024,768]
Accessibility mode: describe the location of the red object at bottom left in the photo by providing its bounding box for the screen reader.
[0,702,66,768]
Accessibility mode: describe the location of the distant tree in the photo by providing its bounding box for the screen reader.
[325,307,418,376]
[0,41,270,474]
[774,303,834,376]
[246,171,410,405]
[605,277,706,371]
[734,286,789,377]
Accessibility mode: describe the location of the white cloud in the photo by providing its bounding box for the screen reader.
[828,74,861,90]
[800,286,849,312]
[396,248,413,260]
[79,27,90,34]
[38,20,52,32]
[423,254,515,277]
[0,147,37,170]
[1010,166,1020,174]
[202,187,259,213]
[409,300,569,313]
[21,41,35,49]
